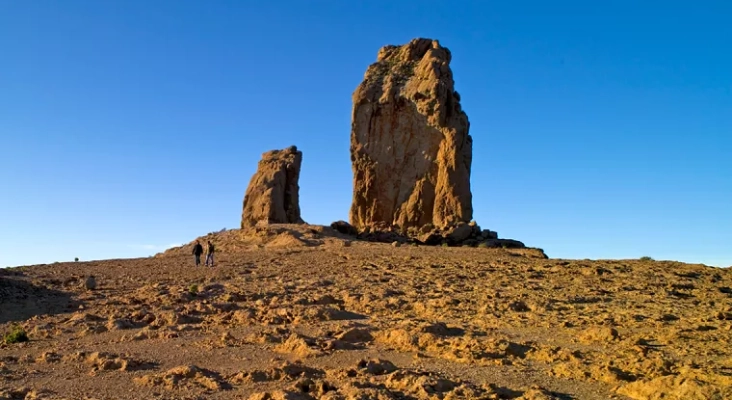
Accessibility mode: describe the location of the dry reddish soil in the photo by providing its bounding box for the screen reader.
[1,226,731,400]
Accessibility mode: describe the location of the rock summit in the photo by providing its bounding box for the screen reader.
[241,146,304,228]
[349,38,473,234]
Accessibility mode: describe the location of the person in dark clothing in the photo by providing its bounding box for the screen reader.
[205,241,215,267]
[192,241,204,266]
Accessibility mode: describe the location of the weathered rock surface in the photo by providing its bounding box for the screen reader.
[241,146,304,228]
[349,38,472,233]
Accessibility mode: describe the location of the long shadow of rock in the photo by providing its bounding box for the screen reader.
[547,392,576,400]
[327,310,369,321]
[0,272,80,324]
[491,385,576,400]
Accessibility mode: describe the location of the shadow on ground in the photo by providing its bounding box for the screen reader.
[0,270,80,324]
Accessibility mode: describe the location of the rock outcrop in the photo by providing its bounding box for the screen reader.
[349,38,472,233]
[241,146,304,228]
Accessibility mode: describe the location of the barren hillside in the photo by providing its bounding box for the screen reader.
[1,230,731,399]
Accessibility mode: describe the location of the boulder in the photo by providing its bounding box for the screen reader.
[360,230,404,243]
[447,223,473,243]
[469,221,482,236]
[481,229,498,240]
[349,38,473,233]
[481,239,526,249]
[330,220,358,236]
[241,146,304,228]
[418,231,444,246]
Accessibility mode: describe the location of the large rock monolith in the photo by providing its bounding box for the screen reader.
[349,38,473,233]
[241,146,304,228]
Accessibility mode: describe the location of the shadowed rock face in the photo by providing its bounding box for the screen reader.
[349,38,472,233]
[241,146,304,228]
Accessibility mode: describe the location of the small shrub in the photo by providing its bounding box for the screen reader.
[4,325,29,344]
[426,99,437,115]
[189,284,199,295]
[397,61,416,78]
[640,256,654,261]
[441,243,449,247]
[74,257,79,262]
[477,242,489,249]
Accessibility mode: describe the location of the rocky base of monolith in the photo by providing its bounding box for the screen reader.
[331,220,533,252]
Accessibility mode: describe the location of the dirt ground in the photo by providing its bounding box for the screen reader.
[1,226,731,400]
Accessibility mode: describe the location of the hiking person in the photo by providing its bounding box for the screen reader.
[205,240,215,267]
[192,241,204,266]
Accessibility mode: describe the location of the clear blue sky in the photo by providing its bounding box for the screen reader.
[1,1,730,268]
